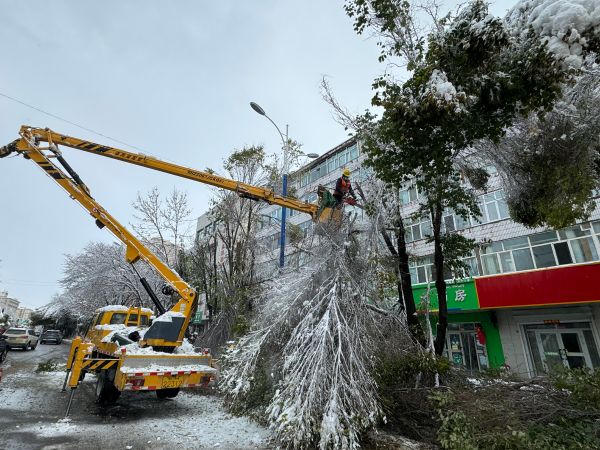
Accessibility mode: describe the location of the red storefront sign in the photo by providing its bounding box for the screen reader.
[475,262,600,309]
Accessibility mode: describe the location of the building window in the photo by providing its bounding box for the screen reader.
[405,216,432,243]
[480,224,600,276]
[410,254,476,283]
[442,208,471,232]
[297,142,359,188]
[400,185,418,205]
[409,257,433,284]
[475,190,510,224]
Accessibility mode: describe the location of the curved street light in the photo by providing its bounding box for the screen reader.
[250,101,317,270]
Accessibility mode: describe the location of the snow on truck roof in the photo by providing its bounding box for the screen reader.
[96,305,154,314]
[153,311,185,322]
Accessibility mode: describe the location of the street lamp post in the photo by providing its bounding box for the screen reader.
[250,102,317,270]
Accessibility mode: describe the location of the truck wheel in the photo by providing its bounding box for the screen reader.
[95,370,121,406]
[156,388,180,399]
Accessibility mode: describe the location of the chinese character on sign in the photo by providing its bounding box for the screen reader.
[455,289,466,302]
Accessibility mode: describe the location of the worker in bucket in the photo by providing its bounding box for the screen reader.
[333,168,357,207]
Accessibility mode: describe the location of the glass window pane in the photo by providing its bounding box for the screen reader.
[421,220,432,238]
[570,237,599,263]
[349,145,357,160]
[484,193,496,203]
[554,242,573,265]
[513,248,535,271]
[559,225,588,239]
[327,159,334,173]
[593,221,600,234]
[532,244,556,268]
[417,266,426,283]
[455,214,469,230]
[497,197,509,219]
[482,254,501,275]
[409,267,418,284]
[482,242,503,254]
[529,231,558,245]
[499,251,515,272]
[503,237,529,250]
[109,313,127,325]
[486,202,499,221]
[444,215,455,232]
[408,186,415,202]
[525,330,545,376]
[426,265,433,282]
[464,257,479,276]
[412,224,422,241]
[583,330,600,368]
[400,189,410,205]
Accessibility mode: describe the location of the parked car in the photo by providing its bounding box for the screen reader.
[3,328,39,350]
[40,329,63,345]
[0,333,8,363]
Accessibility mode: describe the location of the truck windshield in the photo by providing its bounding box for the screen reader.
[109,313,127,325]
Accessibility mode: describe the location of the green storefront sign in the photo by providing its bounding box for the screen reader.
[413,279,506,368]
[413,279,479,312]
[191,311,204,324]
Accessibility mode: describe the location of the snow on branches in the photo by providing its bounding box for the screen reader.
[221,235,406,449]
[508,0,600,69]
[59,241,164,319]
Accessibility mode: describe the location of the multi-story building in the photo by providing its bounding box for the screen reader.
[196,208,227,268]
[0,290,20,323]
[15,306,33,326]
[196,136,600,378]
[253,138,364,280]
[402,169,600,377]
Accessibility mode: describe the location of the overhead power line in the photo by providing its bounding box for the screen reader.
[0,91,146,152]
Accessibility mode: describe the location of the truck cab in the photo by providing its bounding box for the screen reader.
[85,305,154,354]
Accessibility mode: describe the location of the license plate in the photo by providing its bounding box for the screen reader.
[161,376,183,389]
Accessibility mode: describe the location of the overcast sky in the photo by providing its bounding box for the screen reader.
[0,0,516,308]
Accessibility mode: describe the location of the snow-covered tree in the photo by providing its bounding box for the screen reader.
[60,241,164,318]
[345,0,567,355]
[473,0,600,229]
[189,146,273,349]
[221,231,414,449]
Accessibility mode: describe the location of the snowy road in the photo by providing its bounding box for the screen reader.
[0,342,271,449]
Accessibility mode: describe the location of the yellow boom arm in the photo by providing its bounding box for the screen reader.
[1,130,199,349]
[14,125,319,219]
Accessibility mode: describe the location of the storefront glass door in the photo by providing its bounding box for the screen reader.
[445,323,488,372]
[524,322,600,376]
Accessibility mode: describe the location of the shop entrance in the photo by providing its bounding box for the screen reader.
[445,323,488,372]
[524,322,600,375]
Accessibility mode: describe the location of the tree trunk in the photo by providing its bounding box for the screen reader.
[394,215,425,346]
[432,202,447,356]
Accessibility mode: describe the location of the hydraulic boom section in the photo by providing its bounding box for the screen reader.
[1,129,202,350]
[9,125,320,219]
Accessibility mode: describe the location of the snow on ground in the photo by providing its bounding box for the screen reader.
[21,391,267,448]
[1,369,270,449]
